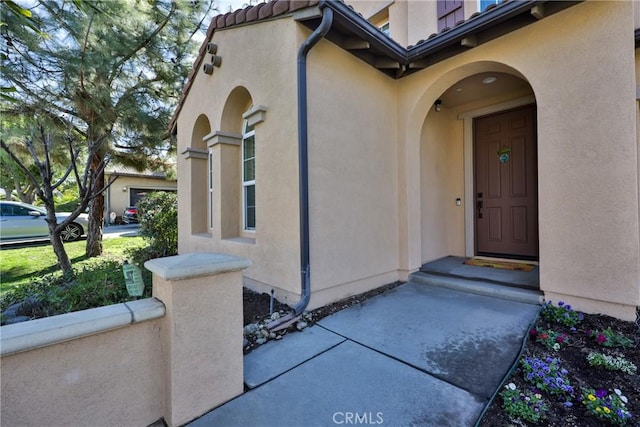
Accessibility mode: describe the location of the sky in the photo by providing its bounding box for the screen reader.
[216,0,256,14]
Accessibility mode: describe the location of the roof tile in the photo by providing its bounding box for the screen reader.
[272,0,290,16]
[226,12,237,26]
[236,7,247,24]
[246,4,261,22]
[259,1,274,19]
[216,14,226,28]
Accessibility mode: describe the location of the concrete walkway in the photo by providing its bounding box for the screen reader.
[189,280,540,427]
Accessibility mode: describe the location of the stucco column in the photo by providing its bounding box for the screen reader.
[146,252,251,427]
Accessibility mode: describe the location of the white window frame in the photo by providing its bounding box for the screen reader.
[208,149,214,229]
[242,119,256,232]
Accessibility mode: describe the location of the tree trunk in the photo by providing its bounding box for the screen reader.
[44,213,73,275]
[51,232,73,275]
[85,153,105,258]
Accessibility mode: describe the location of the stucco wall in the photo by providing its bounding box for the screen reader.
[176,1,639,320]
[396,0,640,320]
[420,107,465,262]
[1,319,164,426]
[176,18,302,305]
[305,28,400,308]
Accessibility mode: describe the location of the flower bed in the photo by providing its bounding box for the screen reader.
[480,301,639,426]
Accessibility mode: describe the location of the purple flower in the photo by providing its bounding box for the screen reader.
[558,301,564,306]
[595,389,607,399]
[564,401,573,408]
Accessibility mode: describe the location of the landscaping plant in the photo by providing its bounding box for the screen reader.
[127,191,178,265]
[581,388,633,426]
[481,301,638,426]
[587,327,635,349]
[540,300,584,327]
[500,382,548,423]
[587,352,637,375]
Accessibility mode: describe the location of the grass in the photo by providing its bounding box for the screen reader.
[0,236,146,296]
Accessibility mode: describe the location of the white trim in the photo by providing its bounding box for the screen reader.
[241,120,256,232]
[208,150,214,230]
[458,95,536,257]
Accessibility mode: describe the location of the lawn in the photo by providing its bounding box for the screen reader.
[0,236,146,296]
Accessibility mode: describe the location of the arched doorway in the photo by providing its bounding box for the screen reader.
[420,69,538,262]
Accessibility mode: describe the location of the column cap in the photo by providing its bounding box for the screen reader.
[145,252,251,281]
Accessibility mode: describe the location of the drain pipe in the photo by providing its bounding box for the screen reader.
[293,6,334,315]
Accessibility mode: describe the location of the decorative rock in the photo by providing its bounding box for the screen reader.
[269,332,276,339]
[256,338,267,345]
[244,323,259,335]
[243,338,250,348]
[270,312,280,320]
[296,321,308,331]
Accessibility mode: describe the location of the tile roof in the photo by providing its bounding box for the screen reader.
[170,0,582,132]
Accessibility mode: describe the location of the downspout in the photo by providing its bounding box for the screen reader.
[293,6,334,315]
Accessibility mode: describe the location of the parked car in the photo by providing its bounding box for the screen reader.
[122,206,138,224]
[0,201,89,242]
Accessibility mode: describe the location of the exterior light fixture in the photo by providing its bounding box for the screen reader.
[122,186,127,192]
[434,99,442,112]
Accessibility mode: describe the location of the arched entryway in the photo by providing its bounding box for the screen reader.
[419,68,539,263]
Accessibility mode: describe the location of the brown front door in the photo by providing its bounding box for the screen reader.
[474,105,538,259]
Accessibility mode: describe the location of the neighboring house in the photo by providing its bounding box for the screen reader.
[104,167,177,223]
[171,0,640,321]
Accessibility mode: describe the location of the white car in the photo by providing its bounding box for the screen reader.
[0,201,89,243]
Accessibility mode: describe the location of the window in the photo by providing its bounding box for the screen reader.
[242,119,256,231]
[379,21,390,36]
[208,150,214,229]
[437,0,464,32]
[479,0,499,12]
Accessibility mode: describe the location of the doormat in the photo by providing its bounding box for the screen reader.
[464,258,535,272]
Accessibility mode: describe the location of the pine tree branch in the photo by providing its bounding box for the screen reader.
[107,1,177,86]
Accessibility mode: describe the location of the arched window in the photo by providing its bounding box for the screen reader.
[242,119,256,231]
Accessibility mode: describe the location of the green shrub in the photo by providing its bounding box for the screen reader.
[134,191,177,260]
[1,257,151,321]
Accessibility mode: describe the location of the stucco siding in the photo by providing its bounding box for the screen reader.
[396,0,639,318]
[176,18,301,303]
[306,31,400,306]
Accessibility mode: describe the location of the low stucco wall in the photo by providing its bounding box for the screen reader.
[1,299,166,427]
[1,253,249,427]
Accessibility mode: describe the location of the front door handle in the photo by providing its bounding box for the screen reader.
[476,200,483,219]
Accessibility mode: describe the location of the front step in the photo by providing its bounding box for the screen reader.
[410,271,543,305]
